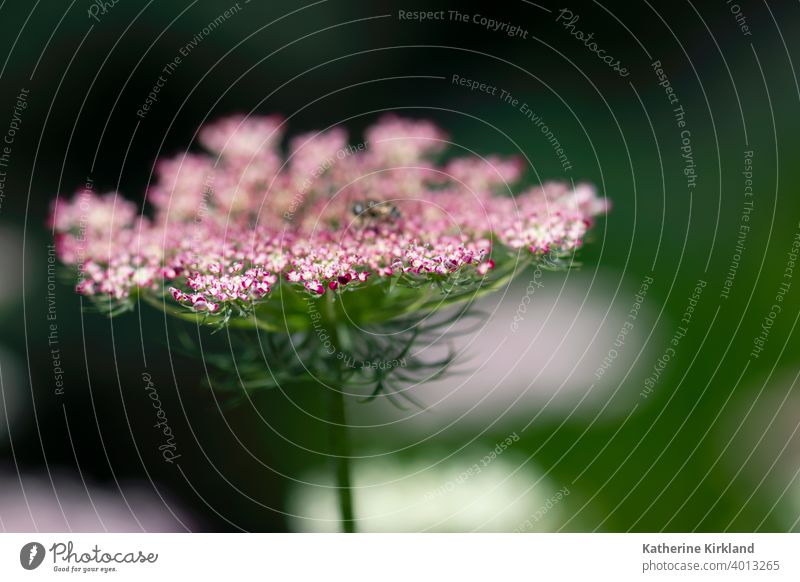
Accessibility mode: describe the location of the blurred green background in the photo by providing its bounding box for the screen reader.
[0,0,798,532]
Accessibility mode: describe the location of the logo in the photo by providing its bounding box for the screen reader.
[20,542,46,570]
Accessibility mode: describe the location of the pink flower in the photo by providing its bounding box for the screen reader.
[199,114,284,161]
[365,115,447,164]
[444,155,524,192]
[49,191,138,237]
[477,260,495,276]
[50,115,609,318]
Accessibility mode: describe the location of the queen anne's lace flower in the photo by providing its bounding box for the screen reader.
[50,115,609,320]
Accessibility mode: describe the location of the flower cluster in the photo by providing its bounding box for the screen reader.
[50,114,609,320]
[171,263,275,312]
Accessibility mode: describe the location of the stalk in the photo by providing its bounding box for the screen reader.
[325,295,356,533]
[328,377,355,532]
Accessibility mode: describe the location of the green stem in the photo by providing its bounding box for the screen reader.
[328,380,355,533]
[326,295,356,533]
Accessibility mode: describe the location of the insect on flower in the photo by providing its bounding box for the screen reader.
[350,198,402,230]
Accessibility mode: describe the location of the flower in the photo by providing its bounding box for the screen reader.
[49,114,609,326]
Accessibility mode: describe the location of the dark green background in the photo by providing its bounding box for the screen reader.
[0,0,798,531]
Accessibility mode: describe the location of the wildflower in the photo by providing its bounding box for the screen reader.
[50,114,608,326]
[49,113,610,533]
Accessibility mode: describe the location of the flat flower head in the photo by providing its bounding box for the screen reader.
[50,115,609,330]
